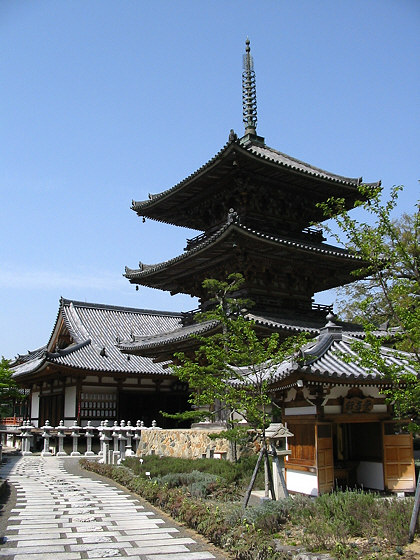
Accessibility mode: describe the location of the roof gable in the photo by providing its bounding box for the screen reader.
[12,298,183,379]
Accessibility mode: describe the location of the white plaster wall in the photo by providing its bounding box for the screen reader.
[285,387,313,402]
[285,406,316,416]
[327,386,383,399]
[323,405,341,415]
[31,391,40,427]
[357,461,384,490]
[64,386,77,419]
[372,404,387,413]
[286,469,318,496]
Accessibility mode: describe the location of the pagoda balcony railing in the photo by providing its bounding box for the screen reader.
[185,226,325,251]
[311,302,333,313]
[185,232,208,251]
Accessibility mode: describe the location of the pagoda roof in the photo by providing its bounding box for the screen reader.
[131,136,381,230]
[12,298,183,381]
[118,311,368,358]
[124,213,364,294]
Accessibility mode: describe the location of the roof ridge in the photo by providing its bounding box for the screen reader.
[60,298,183,317]
[254,144,363,184]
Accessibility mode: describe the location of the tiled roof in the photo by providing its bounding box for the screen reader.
[125,217,361,282]
[118,320,220,353]
[231,322,416,387]
[12,299,183,379]
[248,144,363,184]
[132,138,380,215]
[117,310,369,356]
[271,324,417,384]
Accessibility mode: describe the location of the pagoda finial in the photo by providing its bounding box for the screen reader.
[242,38,257,136]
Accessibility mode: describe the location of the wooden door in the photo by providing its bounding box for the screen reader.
[316,423,334,494]
[39,394,64,427]
[383,422,415,492]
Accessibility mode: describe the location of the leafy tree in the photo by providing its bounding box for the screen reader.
[0,357,24,417]
[167,274,308,435]
[164,272,309,504]
[318,184,419,431]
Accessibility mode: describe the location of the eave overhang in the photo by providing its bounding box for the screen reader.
[131,138,380,230]
[124,219,365,294]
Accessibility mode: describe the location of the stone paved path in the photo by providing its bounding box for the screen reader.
[0,456,217,560]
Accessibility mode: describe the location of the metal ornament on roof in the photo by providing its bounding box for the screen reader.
[242,38,257,135]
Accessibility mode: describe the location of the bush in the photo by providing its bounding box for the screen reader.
[80,460,416,559]
[241,498,292,534]
[156,470,220,497]
[123,454,265,488]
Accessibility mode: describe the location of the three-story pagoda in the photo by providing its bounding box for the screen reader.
[122,40,379,359]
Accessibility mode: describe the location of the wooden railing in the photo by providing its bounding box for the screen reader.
[0,417,24,426]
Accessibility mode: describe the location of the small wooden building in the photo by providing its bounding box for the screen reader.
[270,319,416,495]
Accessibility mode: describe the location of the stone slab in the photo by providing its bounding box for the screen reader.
[12,554,81,560]
[145,554,216,560]
[0,544,66,555]
[124,545,190,556]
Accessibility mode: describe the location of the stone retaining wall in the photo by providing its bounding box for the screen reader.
[137,429,232,460]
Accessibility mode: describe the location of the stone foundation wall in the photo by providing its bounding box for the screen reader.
[137,429,232,460]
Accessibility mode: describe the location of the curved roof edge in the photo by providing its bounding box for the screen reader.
[131,136,381,215]
[124,217,361,281]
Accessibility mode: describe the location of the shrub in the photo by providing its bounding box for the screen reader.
[377,497,415,546]
[123,454,265,488]
[80,460,416,559]
[241,499,292,534]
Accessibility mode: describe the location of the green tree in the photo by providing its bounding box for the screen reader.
[318,184,419,431]
[169,274,308,434]
[163,271,309,503]
[0,357,23,417]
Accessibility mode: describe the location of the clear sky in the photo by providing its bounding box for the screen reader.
[1,0,419,360]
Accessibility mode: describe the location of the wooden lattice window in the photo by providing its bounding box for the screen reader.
[80,392,117,419]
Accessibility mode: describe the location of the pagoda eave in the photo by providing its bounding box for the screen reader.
[124,221,364,298]
[132,139,378,231]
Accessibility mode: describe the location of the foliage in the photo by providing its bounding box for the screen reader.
[123,454,266,488]
[80,459,417,560]
[317,185,420,431]
[154,470,228,498]
[165,274,309,442]
[0,357,24,415]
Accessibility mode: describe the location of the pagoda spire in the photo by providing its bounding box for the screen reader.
[241,39,264,146]
[242,38,257,135]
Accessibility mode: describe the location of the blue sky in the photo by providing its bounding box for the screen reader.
[1,1,419,360]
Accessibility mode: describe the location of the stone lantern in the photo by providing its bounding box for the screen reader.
[265,423,293,499]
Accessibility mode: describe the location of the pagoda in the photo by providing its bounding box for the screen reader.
[122,40,379,359]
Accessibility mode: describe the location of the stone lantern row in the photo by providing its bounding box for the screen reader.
[19,419,160,464]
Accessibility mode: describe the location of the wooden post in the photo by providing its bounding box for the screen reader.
[243,446,264,508]
[264,447,276,501]
[270,443,289,499]
[409,473,420,543]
